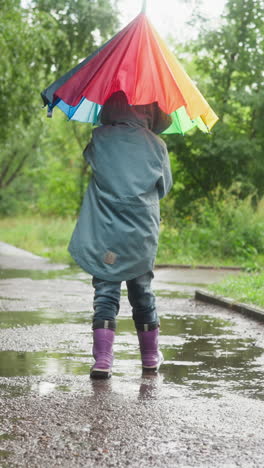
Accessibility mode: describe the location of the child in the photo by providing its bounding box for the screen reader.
[68,91,172,379]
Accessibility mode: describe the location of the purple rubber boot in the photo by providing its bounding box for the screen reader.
[90,328,115,379]
[137,327,164,372]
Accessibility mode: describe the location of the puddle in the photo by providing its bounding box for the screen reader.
[0,314,263,400]
[158,315,264,399]
[121,289,192,299]
[154,267,240,285]
[121,289,191,299]
[161,333,264,400]
[0,266,263,401]
[0,351,90,377]
[0,449,11,460]
[0,310,90,328]
[0,383,31,398]
[159,281,208,287]
[0,434,16,441]
[0,267,91,282]
[155,290,192,299]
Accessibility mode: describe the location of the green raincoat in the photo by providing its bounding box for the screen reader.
[68,92,172,281]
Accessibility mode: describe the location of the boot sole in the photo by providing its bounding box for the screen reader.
[142,367,159,375]
[90,369,112,379]
[142,366,159,374]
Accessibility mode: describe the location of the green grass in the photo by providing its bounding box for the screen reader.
[1,192,264,270]
[1,215,264,309]
[159,191,264,270]
[208,272,264,309]
[0,216,75,264]
[0,214,263,268]
[0,215,254,267]
[157,224,264,269]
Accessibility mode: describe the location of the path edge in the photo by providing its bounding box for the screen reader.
[195,289,264,322]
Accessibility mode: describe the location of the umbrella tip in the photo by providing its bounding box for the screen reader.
[141,0,147,13]
[47,105,53,118]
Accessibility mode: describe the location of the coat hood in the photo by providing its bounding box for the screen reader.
[100,91,172,134]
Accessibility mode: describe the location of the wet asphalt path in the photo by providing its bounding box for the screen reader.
[0,243,264,467]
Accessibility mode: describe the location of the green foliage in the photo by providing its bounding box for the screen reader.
[165,0,264,213]
[0,2,54,195]
[208,271,264,308]
[0,216,75,263]
[0,0,118,215]
[159,190,264,267]
[32,115,92,216]
[37,161,81,216]
[1,192,263,268]
[33,0,119,75]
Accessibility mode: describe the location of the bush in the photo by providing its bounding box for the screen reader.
[1,189,263,268]
[159,188,264,265]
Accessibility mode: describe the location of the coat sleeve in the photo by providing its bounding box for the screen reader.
[156,144,173,200]
[83,138,94,164]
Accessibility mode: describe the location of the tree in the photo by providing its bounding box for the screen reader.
[0,1,55,194]
[32,0,119,76]
[32,0,119,215]
[0,0,118,214]
[165,0,264,218]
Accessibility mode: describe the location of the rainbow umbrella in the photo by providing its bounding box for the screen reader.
[41,1,218,134]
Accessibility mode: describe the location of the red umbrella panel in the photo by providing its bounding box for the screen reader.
[41,12,218,134]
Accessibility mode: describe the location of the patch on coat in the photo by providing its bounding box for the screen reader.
[104,251,117,265]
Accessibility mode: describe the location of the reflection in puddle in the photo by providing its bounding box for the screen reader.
[138,374,163,400]
[0,267,91,282]
[0,308,263,401]
[0,351,90,377]
[0,310,90,328]
[155,290,192,299]
[31,381,57,395]
[0,434,16,441]
[0,449,11,460]
[160,314,264,399]
[90,378,113,396]
[120,289,192,299]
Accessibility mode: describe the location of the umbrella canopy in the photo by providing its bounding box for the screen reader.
[41,11,218,134]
